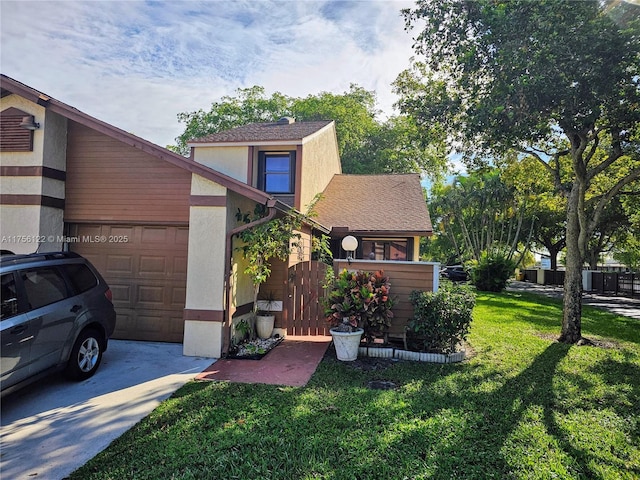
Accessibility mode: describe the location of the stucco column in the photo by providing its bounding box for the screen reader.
[183,175,228,358]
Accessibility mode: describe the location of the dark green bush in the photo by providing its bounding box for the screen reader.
[406,283,475,354]
[470,252,515,292]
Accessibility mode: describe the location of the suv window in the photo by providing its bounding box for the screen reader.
[1,273,19,320]
[21,268,70,311]
[63,264,98,294]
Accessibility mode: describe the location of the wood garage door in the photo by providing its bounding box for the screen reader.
[67,224,188,342]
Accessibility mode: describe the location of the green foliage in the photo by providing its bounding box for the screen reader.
[323,269,394,341]
[470,252,516,292]
[406,283,475,354]
[172,84,449,180]
[396,0,640,341]
[235,205,303,310]
[426,168,530,264]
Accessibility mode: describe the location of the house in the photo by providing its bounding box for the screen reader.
[1,74,436,358]
[313,173,432,261]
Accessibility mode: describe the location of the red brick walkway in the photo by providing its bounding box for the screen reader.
[196,336,331,387]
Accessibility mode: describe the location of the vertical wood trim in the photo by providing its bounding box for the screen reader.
[246,146,254,185]
[294,145,303,210]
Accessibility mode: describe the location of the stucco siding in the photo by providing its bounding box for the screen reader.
[185,206,227,310]
[299,125,341,211]
[0,94,46,167]
[0,206,44,254]
[193,146,248,183]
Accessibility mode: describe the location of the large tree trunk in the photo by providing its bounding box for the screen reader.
[560,184,583,343]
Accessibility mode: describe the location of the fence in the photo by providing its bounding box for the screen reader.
[522,269,639,297]
[592,272,640,296]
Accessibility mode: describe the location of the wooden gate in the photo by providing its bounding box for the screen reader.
[284,261,330,335]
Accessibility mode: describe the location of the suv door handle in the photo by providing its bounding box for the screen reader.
[71,304,82,313]
[10,325,28,335]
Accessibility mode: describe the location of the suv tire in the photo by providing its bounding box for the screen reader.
[65,329,104,380]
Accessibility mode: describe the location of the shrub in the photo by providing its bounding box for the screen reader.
[406,283,475,354]
[324,269,394,341]
[470,252,515,292]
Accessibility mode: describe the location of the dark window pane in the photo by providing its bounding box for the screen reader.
[64,264,97,294]
[1,273,19,320]
[22,268,69,310]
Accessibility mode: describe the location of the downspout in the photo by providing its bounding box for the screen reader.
[222,198,277,356]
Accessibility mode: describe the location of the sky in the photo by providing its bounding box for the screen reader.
[1,0,417,149]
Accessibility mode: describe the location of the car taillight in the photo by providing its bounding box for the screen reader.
[105,288,113,302]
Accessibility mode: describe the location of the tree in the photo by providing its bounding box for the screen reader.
[172,85,449,179]
[426,168,532,265]
[501,154,567,270]
[172,86,291,156]
[395,0,640,343]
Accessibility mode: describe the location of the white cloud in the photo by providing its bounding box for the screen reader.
[1,0,415,147]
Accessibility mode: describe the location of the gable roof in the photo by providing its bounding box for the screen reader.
[314,174,433,236]
[188,120,334,146]
[0,74,274,205]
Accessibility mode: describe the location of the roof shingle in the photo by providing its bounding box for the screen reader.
[189,120,333,144]
[314,174,432,235]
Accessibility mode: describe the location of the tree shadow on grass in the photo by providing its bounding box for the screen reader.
[478,291,640,345]
[395,342,613,478]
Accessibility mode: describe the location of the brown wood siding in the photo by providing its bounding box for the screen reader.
[65,122,191,223]
[260,258,288,329]
[334,260,434,338]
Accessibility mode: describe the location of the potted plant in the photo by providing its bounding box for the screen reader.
[255,292,282,339]
[324,269,395,361]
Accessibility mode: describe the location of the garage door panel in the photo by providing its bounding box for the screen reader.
[106,255,134,275]
[68,224,188,343]
[139,255,167,276]
[172,287,186,305]
[141,226,171,244]
[175,228,189,245]
[110,284,132,304]
[174,256,188,276]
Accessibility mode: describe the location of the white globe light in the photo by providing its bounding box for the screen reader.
[341,235,358,252]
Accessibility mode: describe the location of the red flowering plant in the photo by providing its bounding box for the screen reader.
[324,268,394,342]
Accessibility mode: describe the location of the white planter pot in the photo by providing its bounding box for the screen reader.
[256,314,275,339]
[330,328,364,361]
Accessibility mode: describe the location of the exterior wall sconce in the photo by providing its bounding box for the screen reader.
[19,115,40,130]
[341,235,358,264]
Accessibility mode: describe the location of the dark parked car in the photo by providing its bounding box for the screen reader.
[1,252,116,396]
[440,265,469,282]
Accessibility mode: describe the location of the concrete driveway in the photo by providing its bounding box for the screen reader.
[0,340,213,480]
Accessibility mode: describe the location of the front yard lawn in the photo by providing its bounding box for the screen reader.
[70,291,639,479]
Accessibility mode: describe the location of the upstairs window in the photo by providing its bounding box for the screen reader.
[258,151,295,194]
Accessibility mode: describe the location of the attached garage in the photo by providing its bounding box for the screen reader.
[68,224,188,342]
[64,121,192,342]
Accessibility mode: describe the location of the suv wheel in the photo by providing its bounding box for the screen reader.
[65,329,104,380]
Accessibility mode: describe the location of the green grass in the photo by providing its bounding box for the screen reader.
[70,291,639,479]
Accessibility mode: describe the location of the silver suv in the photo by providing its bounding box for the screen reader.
[1,252,116,396]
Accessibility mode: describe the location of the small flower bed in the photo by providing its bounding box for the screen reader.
[227,336,283,360]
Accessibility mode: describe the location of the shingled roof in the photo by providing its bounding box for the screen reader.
[188,119,334,145]
[314,174,432,236]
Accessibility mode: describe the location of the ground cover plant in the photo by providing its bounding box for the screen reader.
[69,291,639,479]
